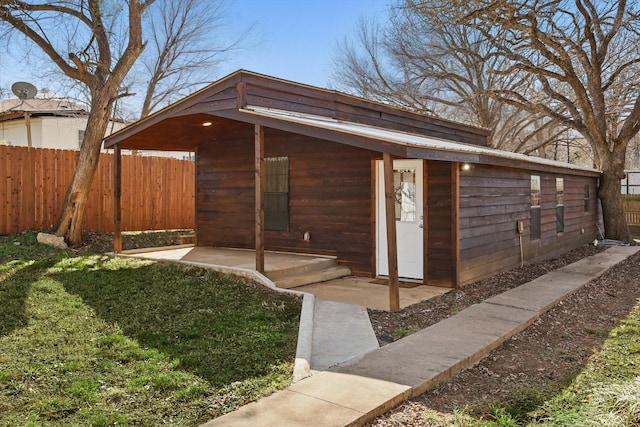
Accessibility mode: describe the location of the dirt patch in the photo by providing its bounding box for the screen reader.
[369,244,606,344]
[367,246,640,425]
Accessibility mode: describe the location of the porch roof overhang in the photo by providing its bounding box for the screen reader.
[103,70,600,178]
[238,106,601,177]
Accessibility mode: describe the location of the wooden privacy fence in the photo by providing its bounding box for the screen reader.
[1,146,195,235]
[623,196,640,225]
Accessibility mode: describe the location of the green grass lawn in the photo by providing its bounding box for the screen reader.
[0,232,301,426]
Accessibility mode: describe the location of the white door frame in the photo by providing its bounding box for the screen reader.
[376,159,424,279]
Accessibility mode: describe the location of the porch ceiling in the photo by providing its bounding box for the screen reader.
[112,113,246,152]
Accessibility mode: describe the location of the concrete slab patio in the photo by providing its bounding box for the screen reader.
[122,245,451,310]
[120,245,332,274]
[296,277,450,311]
[203,245,640,427]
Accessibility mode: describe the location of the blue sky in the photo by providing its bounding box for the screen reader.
[0,0,390,99]
[219,0,389,87]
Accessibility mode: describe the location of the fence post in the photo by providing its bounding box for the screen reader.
[114,145,122,253]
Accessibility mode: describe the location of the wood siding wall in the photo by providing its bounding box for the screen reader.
[0,146,195,234]
[238,74,488,146]
[458,164,599,285]
[427,160,454,284]
[196,126,378,274]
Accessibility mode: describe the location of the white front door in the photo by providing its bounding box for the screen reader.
[376,159,424,279]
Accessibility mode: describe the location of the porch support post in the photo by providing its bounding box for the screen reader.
[255,124,265,273]
[114,144,122,254]
[452,162,460,288]
[383,152,400,311]
[422,159,429,285]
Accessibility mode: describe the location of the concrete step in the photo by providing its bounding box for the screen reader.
[274,266,352,289]
[178,234,195,245]
[265,256,338,281]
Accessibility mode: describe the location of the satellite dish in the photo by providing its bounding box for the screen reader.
[11,81,38,100]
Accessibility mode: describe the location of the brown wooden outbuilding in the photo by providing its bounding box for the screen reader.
[104,70,601,310]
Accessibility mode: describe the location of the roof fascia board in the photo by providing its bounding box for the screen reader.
[172,99,239,117]
[0,112,27,121]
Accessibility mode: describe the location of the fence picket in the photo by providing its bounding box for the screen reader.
[0,146,194,235]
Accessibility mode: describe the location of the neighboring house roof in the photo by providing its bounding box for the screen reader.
[103,70,600,176]
[0,97,132,151]
[0,98,88,121]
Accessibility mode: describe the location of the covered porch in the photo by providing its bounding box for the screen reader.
[104,71,494,311]
[118,246,450,311]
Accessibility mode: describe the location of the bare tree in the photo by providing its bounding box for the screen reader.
[138,0,241,118]
[333,18,437,114]
[461,0,640,241]
[0,0,154,245]
[627,134,640,168]
[332,1,565,151]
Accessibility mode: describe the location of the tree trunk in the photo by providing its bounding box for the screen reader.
[55,89,113,245]
[596,145,631,242]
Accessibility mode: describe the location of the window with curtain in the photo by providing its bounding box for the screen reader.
[584,184,590,212]
[556,178,564,234]
[393,168,416,222]
[264,156,289,231]
[531,175,541,240]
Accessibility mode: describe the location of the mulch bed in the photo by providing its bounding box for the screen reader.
[367,245,640,425]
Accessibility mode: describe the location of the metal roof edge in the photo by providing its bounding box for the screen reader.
[242,105,600,175]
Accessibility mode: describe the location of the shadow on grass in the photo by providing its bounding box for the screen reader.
[1,233,71,338]
[52,259,300,387]
[0,258,60,338]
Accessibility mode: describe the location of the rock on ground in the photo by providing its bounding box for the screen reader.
[37,232,68,250]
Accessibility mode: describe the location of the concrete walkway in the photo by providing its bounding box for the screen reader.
[311,300,379,371]
[202,246,639,427]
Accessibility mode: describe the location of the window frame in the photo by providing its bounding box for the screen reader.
[556,178,565,234]
[584,184,590,212]
[264,156,290,232]
[78,129,85,148]
[531,175,541,240]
